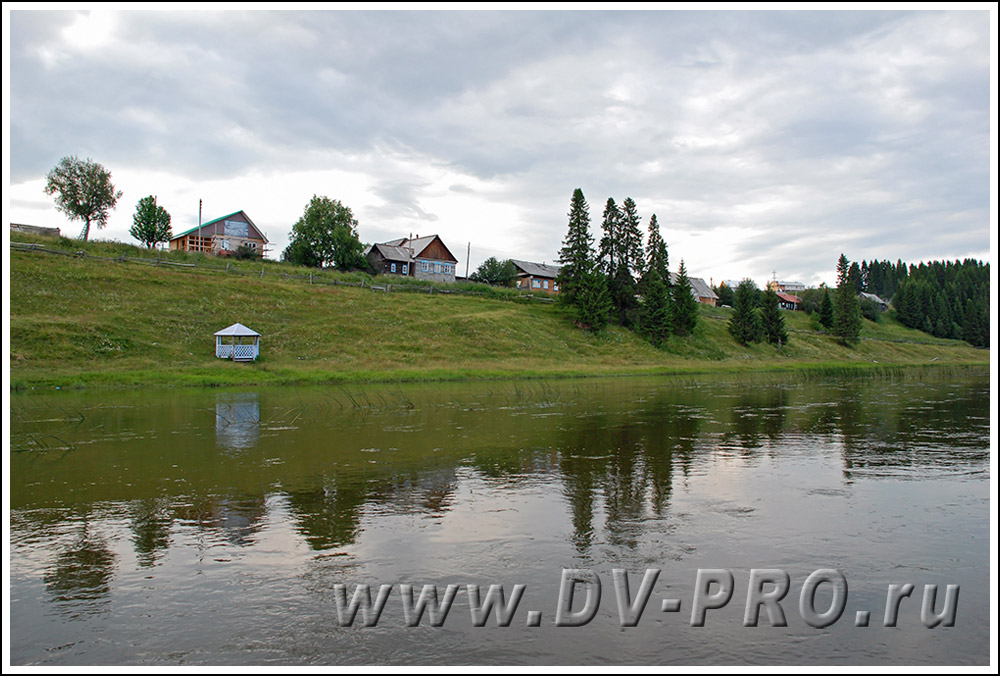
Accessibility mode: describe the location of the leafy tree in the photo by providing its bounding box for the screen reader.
[714,283,735,308]
[832,253,862,345]
[671,260,700,336]
[557,189,598,308]
[760,287,789,348]
[819,288,834,329]
[129,195,172,249]
[44,156,123,241]
[728,279,763,346]
[283,195,365,269]
[232,244,260,260]
[470,257,517,287]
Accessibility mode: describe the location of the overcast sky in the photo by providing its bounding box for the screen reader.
[5,7,994,287]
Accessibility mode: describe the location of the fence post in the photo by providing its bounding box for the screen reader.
[310,272,313,285]
[260,267,264,278]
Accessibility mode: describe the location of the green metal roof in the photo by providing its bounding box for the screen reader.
[170,211,245,240]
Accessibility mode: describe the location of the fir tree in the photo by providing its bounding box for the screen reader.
[819,288,834,329]
[832,253,862,345]
[728,279,763,346]
[672,260,700,336]
[760,287,789,348]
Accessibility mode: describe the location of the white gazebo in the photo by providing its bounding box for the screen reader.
[215,323,261,361]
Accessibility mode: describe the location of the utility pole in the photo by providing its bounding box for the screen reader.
[466,242,470,279]
[199,199,202,227]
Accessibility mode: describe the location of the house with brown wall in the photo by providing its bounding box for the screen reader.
[169,210,268,257]
[366,235,459,282]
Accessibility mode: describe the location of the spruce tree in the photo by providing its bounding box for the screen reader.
[598,198,621,279]
[832,253,862,345]
[819,288,834,329]
[728,279,763,346]
[575,260,612,331]
[557,189,610,331]
[639,267,672,346]
[672,260,700,336]
[557,189,596,308]
[760,287,789,348]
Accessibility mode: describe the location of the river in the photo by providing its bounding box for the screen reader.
[8,372,991,665]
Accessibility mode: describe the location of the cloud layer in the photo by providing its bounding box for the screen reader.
[8,9,992,286]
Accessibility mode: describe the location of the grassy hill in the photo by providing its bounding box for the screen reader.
[9,234,989,390]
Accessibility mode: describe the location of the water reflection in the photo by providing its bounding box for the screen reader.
[215,393,260,452]
[10,373,991,665]
[43,520,116,618]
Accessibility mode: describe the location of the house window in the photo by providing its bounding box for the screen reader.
[543,280,549,289]
[391,263,397,273]
[422,261,429,272]
[434,263,441,273]
[402,264,408,274]
[532,279,541,288]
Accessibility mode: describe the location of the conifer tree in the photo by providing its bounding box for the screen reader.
[760,287,789,348]
[558,189,597,308]
[607,197,645,327]
[557,188,610,331]
[598,198,621,279]
[819,288,834,329]
[672,260,700,336]
[728,279,763,346]
[832,253,862,345]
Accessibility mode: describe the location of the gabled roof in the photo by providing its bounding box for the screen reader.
[671,273,718,300]
[776,292,802,304]
[510,259,561,279]
[374,234,458,263]
[369,243,414,263]
[171,210,268,243]
[214,323,261,337]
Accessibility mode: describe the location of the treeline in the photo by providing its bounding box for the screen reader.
[890,260,989,347]
[555,189,698,347]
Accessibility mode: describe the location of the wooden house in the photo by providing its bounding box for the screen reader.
[776,292,802,311]
[671,273,719,306]
[170,211,268,257]
[511,259,561,293]
[366,235,459,282]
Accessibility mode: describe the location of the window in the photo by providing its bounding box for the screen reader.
[543,280,549,289]
[422,261,429,272]
[532,279,541,288]
[402,264,408,274]
[434,263,441,273]
[391,263,397,273]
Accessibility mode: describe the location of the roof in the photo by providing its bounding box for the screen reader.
[859,292,888,305]
[373,234,458,263]
[671,273,718,300]
[510,259,562,279]
[369,243,414,263]
[214,323,261,337]
[776,292,802,304]
[171,210,268,243]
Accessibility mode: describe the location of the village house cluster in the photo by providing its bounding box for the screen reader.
[53,207,825,309]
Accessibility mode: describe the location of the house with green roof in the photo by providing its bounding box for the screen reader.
[169,210,269,257]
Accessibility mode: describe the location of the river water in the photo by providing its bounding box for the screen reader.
[8,373,991,666]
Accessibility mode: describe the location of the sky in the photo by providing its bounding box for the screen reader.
[4,5,995,288]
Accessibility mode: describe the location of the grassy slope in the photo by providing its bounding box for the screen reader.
[9,236,989,389]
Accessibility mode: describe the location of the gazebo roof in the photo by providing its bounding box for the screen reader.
[214,323,261,337]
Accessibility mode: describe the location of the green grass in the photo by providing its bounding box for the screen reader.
[9,234,989,390]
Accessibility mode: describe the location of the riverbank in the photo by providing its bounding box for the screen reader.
[9,237,989,391]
